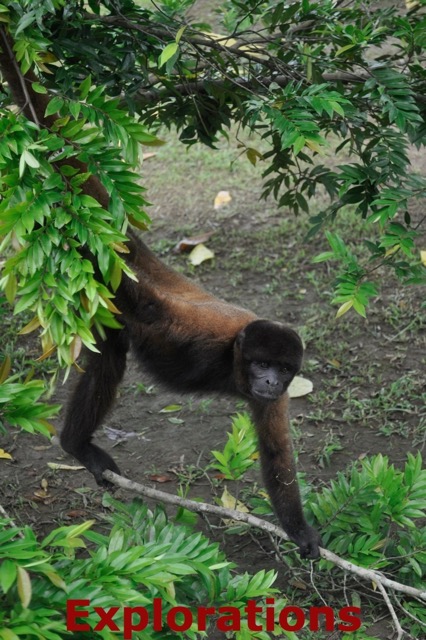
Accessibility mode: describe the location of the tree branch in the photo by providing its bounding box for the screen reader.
[133,72,370,107]
[81,12,426,109]
[103,470,426,605]
[0,27,44,125]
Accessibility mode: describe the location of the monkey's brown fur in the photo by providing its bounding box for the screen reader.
[62,233,321,558]
[0,31,321,558]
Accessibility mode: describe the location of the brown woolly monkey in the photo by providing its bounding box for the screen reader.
[0,29,321,559]
[61,232,322,559]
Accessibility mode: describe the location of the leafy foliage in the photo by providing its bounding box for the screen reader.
[0,75,153,366]
[308,453,426,589]
[0,355,59,436]
[0,499,293,640]
[222,448,426,636]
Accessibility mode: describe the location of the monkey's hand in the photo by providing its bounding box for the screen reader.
[292,525,322,560]
[90,448,121,487]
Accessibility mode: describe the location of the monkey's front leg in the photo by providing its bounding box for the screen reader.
[250,395,322,559]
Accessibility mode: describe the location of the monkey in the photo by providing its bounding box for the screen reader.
[0,35,321,558]
[60,232,322,559]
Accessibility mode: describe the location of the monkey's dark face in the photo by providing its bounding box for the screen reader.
[248,360,295,402]
[236,320,303,403]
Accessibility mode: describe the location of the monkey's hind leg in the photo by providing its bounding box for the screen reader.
[60,328,129,485]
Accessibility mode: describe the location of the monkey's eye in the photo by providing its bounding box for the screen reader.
[258,361,269,369]
[280,366,288,373]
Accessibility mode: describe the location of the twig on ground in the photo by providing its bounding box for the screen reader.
[375,581,405,640]
[0,503,24,537]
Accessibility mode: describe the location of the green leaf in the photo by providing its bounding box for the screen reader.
[14,10,35,35]
[293,135,305,156]
[79,75,92,100]
[22,149,39,169]
[335,43,357,57]
[175,25,187,43]
[159,404,182,413]
[45,96,64,117]
[31,82,47,94]
[158,42,179,68]
[0,559,17,593]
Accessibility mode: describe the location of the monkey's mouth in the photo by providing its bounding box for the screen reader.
[252,390,281,403]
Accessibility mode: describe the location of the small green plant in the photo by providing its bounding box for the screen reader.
[342,374,425,432]
[315,429,343,468]
[133,381,156,395]
[0,357,59,436]
[210,412,258,480]
[307,452,426,588]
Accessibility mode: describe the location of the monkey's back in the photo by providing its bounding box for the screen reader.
[118,233,256,394]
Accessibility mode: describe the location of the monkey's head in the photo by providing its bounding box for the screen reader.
[234,320,303,403]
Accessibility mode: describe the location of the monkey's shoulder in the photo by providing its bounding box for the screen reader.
[164,293,256,338]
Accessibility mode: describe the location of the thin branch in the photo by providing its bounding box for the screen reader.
[0,27,40,125]
[134,72,369,106]
[0,504,24,538]
[83,13,278,70]
[375,581,406,640]
[103,470,426,604]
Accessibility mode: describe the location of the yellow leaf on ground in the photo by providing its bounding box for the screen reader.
[188,244,214,266]
[159,404,182,413]
[420,250,426,266]
[0,449,12,460]
[214,190,232,209]
[220,487,249,513]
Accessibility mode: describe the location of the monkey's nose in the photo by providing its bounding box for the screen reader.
[266,378,278,386]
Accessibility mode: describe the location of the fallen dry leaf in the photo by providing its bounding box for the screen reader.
[214,190,232,209]
[220,487,248,512]
[327,359,341,369]
[34,489,50,499]
[174,231,215,253]
[188,244,214,266]
[148,474,173,483]
[220,487,249,526]
[288,376,313,398]
[66,510,89,518]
